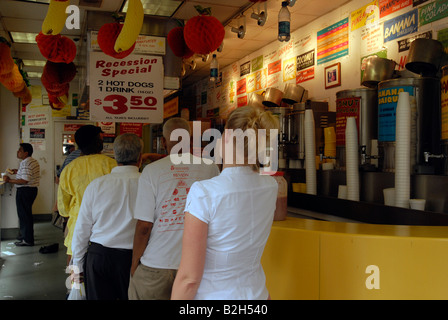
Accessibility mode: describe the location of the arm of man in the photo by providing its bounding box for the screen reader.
[57,170,72,218]
[171,212,208,300]
[3,176,28,185]
[131,220,153,276]
[71,183,95,278]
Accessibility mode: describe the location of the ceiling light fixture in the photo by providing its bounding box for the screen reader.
[287,0,296,7]
[10,32,39,44]
[231,15,246,39]
[122,0,183,17]
[22,60,46,67]
[26,71,43,78]
[250,2,267,26]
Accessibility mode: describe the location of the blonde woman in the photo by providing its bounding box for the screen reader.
[172,105,279,300]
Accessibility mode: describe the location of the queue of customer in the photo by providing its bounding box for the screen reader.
[65,106,280,300]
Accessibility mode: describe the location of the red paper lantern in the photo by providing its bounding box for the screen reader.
[36,32,77,63]
[184,11,225,55]
[97,23,136,59]
[43,61,76,85]
[167,26,194,59]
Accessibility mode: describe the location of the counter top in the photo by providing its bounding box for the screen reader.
[273,215,448,239]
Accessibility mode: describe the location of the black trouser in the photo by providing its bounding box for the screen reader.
[16,187,38,244]
[84,242,132,300]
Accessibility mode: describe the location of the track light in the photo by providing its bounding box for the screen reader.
[217,41,224,53]
[231,15,246,39]
[250,2,267,26]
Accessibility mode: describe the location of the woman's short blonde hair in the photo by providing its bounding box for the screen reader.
[225,105,279,170]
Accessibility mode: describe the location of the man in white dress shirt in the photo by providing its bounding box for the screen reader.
[71,133,143,300]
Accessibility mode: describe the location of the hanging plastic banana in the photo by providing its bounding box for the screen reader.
[114,0,144,53]
[41,0,70,35]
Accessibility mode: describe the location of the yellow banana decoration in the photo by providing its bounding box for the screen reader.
[42,0,70,35]
[114,0,144,53]
[58,95,68,105]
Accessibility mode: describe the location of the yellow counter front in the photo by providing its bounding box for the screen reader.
[261,216,448,299]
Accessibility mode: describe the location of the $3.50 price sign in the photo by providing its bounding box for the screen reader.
[89,51,164,123]
[94,95,157,114]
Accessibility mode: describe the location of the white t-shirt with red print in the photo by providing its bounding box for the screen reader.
[134,153,220,269]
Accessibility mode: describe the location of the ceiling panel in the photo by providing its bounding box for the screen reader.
[1,0,353,88]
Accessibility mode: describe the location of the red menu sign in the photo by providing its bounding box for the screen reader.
[336,97,361,146]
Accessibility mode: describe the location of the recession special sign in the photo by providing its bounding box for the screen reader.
[89,51,164,123]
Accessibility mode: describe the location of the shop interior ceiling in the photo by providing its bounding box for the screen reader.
[0,0,350,94]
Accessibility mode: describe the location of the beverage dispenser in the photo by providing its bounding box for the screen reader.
[377,77,442,174]
[335,88,378,169]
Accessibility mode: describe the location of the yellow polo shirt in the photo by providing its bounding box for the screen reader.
[58,154,117,255]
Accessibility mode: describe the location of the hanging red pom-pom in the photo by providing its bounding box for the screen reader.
[43,61,76,85]
[97,23,136,59]
[36,32,77,63]
[183,7,225,55]
[167,26,194,59]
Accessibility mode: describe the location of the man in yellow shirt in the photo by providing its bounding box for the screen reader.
[58,125,117,263]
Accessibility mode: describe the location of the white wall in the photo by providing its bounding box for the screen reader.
[0,84,21,229]
[0,79,79,231]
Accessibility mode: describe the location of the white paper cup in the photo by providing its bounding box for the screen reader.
[338,185,347,199]
[409,199,426,211]
[383,188,395,206]
[322,162,334,171]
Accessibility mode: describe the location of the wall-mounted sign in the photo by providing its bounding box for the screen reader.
[419,0,448,26]
[317,17,349,65]
[296,49,315,71]
[350,0,380,31]
[383,9,418,43]
[251,55,263,72]
[164,96,179,119]
[240,61,250,77]
[379,0,412,18]
[296,67,315,84]
[89,51,164,123]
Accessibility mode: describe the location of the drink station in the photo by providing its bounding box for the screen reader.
[248,38,448,226]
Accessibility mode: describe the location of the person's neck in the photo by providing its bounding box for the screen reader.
[222,163,251,170]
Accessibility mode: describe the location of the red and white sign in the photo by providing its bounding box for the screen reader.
[89,51,163,123]
[296,67,315,84]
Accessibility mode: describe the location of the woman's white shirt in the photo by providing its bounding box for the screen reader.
[185,166,278,300]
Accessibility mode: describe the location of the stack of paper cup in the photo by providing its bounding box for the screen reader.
[409,199,426,210]
[383,188,395,206]
[338,185,347,199]
[304,109,317,195]
[345,117,359,201]
[395,92,411,208]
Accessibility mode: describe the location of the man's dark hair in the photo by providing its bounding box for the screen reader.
[74,125,103,155]
[20,143,33,157]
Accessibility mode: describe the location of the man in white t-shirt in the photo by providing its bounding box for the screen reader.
[129,117,220,300]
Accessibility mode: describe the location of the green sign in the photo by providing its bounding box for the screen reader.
[251,55,263,73]
[419,0,448,26]
[438,28,448,54]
